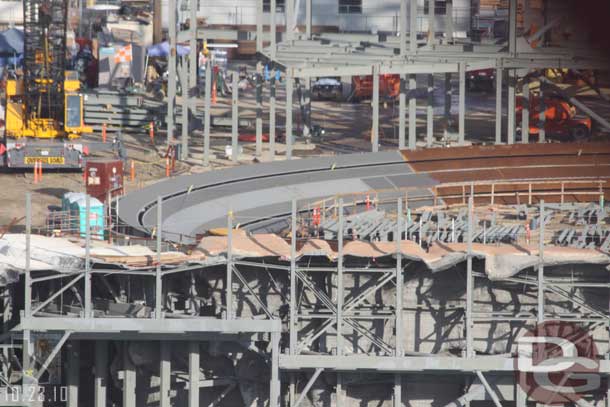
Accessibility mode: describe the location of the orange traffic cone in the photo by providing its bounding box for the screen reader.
[165,157,170,177]
[33,161,38,184]
[38,160,43,183]
[212,81,217,105]
[130,160,135,181]
[149,121,154,144]
[102,123,107,143]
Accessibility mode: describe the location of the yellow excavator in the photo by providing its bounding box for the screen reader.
[1,0,91,168]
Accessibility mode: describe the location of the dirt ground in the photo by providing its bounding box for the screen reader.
[1,67,609,229]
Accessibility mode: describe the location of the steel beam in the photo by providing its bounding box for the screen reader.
[408,74,417,150]
[203,59,212,166]
[95,341,108,407]
[444,73,452,123]
[167,0,177,146]
[294,368,324,407]
[85,194,91,318]
[466,197,474,357]
[410,0,417,54]
[507,70,516,144]
[475,371,503,407]
[427,74,434,147]
[123,342,136,407]
[156,196,163,318]
[428,0,435,46]
[522,80,529,143]
[372,66,380,152]
[256,71,263,157]
[160,342,171,407]
[394,374,402,407]
[270,331,281,407]
[446,0,454,43]
[458,62,466,145]
[189,0,197,87]
[538,200,545,323]
[400,0,407,56]
[508,0,517,56]
[286,0,294,41]
[226,212,233,319]
[231,73,239,163]
[180,58,189,160]
[286,70,294,159]
[399,75,406,149]
[67,342,79,407]
[290,200,297,354]
[396,198,404,357]
[188,342,200,407]
[305,0,312,39]
[256,0,263,51]
[270,0,277,59]
[337,199,344,355]
[495,68,503,144]
[270,72,277,159]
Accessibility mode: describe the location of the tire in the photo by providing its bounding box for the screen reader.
[570,125,590,142]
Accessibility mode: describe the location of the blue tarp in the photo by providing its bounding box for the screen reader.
[146,41,190,57]
[0,28,23,55]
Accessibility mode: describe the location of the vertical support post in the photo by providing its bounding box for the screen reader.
[539,85,546,143]
[188,342,200,407]
[189,0,197,87]
[337,374,344,406]
[444,73,452,123]
[522,80,530,143]
[396,198,404,357]
[445,0,454,43]
[85,195,91,317]
[290,200,297,354]
[399,75,406,149]
[286,0,294,41]
[507,70,516,144]
[123,342,136,407]
[306,0,312,39]
[181,58,190,160]
[400,0,407,56]
[226,212,233,319]
[466,196,474,358]
[203,59,212,166]
[286,70,294,159]
[428,0,435,45]
[508,0,517,56]
[408,74,417,150]
[409,0,417,54]
[256,72,263,157]
[94,341,108,407]
[270,0,277,59]
[537,200,545,323]
[167,0,177,146]
[256,0,263,52]
[458,62,466,145]
[160,342,171,407]
[270,331,281,407]
[67,342,79,407]
[231,73,239,163]
[495,68,503,144]
[372,66,380,152]
[394,374,402,407]
[301,78,312,140]
[427,74,434,147]
[25,192,31,318]
[156,196,163,318]
[270,72,277,159]
[516,381,527,407]
[336,199,344,355]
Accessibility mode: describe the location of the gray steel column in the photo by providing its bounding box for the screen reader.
[400,0,407,56]
[516,380,527,407]
[181,58,189,160]
[446,0,454,43]
[466,197,474,357]
[95,341,108,407]
[256,71,263,157]
[539,85,546,142]
[372,66,380,152]
[67,342,79,407]
[160,342,171,407]
[507,70,516,144]
[203,59,212,166]
[270,73,276,159]
[509,0,517,56]
[306,0,312,39]
[270,331,281,407]
[231,73,239,163]
[495,68,503,144]
[337,374,344,406]
[394,374,402,407]
[25,193,31,317]
[337,199,344,355]
[428,0,435,45]
[188,342,200,407]
[286,0,294,40]
[458,62,466,145]
[427,74,434,147]
[286,70,294,159]
[399,76,406,149]
[256,0,263,52]
[409,0,417,53]
[522,81,530,143]
[537,200,545,323]
[123,342,136,407]
[408,74,417,150]
[290,200,297,354]
[85,194,91,317]
[226,212,233,319]
[167,0,177,146]
[270,0,277,59]
[301,78,311,140]
[189,0,197,87]
[156,197,163,317]
[396,198,404,356]
[444,73,451,121]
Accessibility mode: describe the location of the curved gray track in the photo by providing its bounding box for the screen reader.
[119,151,438,243]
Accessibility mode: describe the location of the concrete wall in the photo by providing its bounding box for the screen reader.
[162,0,473,35]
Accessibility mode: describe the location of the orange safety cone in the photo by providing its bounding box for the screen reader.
[165,157,170,177]
[102,123,107,143]
[212,81,217,105]
[130,160,135,181]
[38,160,43,182]
[149,121,154,144]
[33,161,38,184]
